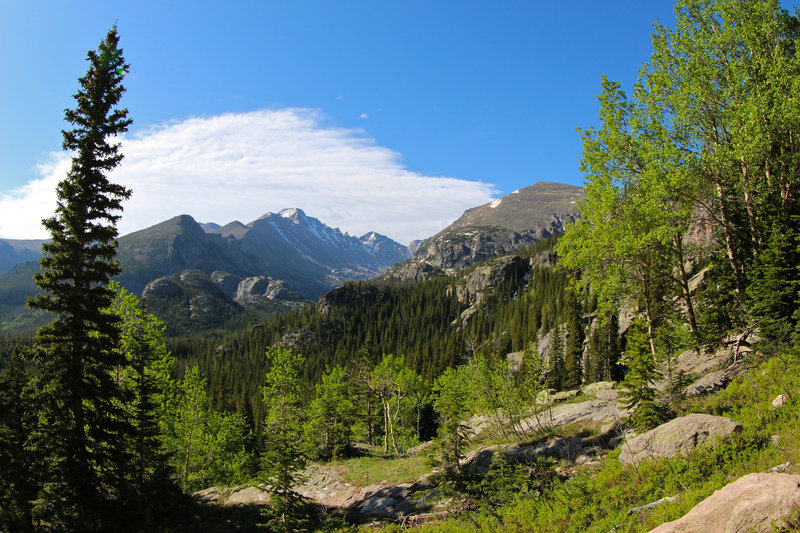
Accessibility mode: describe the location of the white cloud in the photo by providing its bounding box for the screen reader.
[359,113,368,119]
[0,108,496,244]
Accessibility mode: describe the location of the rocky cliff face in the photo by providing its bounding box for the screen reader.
[411,182,583,271]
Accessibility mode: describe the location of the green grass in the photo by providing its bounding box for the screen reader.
[329,451,433,487]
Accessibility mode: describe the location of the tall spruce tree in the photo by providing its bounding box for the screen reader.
[26,27,132,529]
[563,291,585,389]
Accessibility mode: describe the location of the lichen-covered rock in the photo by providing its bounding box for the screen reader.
[649,473,800,533]
[619,413,741,465]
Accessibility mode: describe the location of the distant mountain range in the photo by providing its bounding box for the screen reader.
[0,182,584,333]
[0,240,46,276]
[116,208,410,300]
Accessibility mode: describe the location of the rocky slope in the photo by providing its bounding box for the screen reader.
[411,182,583,271]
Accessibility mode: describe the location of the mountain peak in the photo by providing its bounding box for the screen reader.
[279,208,306,222]
[411,181,584,270]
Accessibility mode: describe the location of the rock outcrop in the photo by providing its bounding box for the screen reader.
[234,276,305,304]
[381,261,447,283]
[197,465,434,520]
[649,473,800,533]
[618,414,742,465]
[141,270,243,331]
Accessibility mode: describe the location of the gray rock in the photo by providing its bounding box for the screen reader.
[683,366,746,397]
[383,261,446,283]
[521,398,627,433]
[225,485,271,506]
[649,473,800,533]
[456,255,528,306]
[357,483,424,518]
[619,413,742,465]
[412,182,583,270]
[235,276,304,304]
[141,277,182,298]
[211,270,242,298]
[584,381,616,397]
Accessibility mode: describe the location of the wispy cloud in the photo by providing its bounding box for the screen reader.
[0,108,496,244]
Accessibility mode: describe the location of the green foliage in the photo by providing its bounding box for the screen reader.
[109,283,176,504]
[437,453,557,517]
[410,346,800,533]
[305,366,357,461]
[471,343,547,440]
[0,348,36,532]
[370,354,428,453]
[161,366,249,492]
[260,347,310,532]
[432,365,475,472]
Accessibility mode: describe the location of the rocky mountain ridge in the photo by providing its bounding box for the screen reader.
[410,181,583,271]
[116,208,409,300]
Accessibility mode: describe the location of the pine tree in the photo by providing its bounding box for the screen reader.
[260,347,309,532]
[546,325,566,390]
[563,292,585,389]
[26,26,132,529]
[747,218,800,352]
[0,348,37,532]
[620,321,667,430]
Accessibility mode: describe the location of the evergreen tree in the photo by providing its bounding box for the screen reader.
[26,27,132,529]
[563,292,585,389]
[305,366,357,460]
[546,326,566,390]
[588,312,622,383]
[747,218,800,352]
[619,321,668,430]
[0,348,36,532]
[260,347,309,532]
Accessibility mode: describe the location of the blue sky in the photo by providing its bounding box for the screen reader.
[0,1,680,243]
